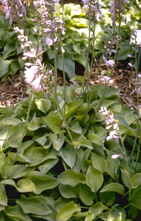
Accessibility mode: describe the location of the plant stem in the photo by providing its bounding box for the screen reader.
[14,91,33,163]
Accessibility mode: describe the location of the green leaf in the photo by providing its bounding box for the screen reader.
[100,183,125,195]
[25,147,57,166]
[76,135,93,149]
[72,53,88,67]
[8,122,25,147]
[35,99,51,113]
[0,151,6,167]
[116,46,133,60]
[3,41,16,59]
[34,136,47,146]
[0,182,7,207]
[100,191,116,206]
[0,212,4,221]
[59,184,78,199]
[107,205,126,221]
[17,195,52,215]
[73,42,81,54]
[106,153,120,180]
[28,171,59,194]
[130,173,141,189]
[129,186,141,209]
[42,111,63,134]
[121,168,131,189]
[58,170,85,187]
[38,159,58,174]
[5,205,32,221]
[57,52,75,79]
[89,202,108,219]
[28,117,44,131]
[58,144,76,168]
[97,87,119,99]
[114,113,129,134]
[88,133,103,146]
[1,155,14,179]
[50,132,64,151]
[8,165,33,179]
[70,121,82,134]
[65,100,82,119]
[91,152,107,173]
[1,117,21,126]
[9,59,20,75]
[86,165,103,192]
[79,184,95,206]
[56,201,80,221]
[16,179,36,193]
[0,57,11,78]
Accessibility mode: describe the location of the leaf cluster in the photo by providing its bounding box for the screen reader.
[0,84,141,220]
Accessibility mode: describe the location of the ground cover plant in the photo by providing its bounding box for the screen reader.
[0,0,141,220]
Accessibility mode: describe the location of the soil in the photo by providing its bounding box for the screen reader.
[0,61,141,114]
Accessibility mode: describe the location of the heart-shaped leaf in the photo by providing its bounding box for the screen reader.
[58,170,85,187]
[86,166,103,192]
[56,201,80,221]
[100,183,125,195]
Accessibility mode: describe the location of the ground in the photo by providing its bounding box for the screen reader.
[0,61,141,115]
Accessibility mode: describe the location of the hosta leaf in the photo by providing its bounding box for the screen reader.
[79,184,95,206]
[1,155,14,179]
[0,213,4,221]
[28,171,59,194]
[86,166,103,192]
[70,121,82,134]
[5,205,32,221]
[1,117,21,125]
[72,53,87,67]
[89,202,109,219]
[8,165,33,179]
[3,41,16,59]
[88,133,103,146]
[129,186,141,209]
[76,135,93,149]
[28,117,44,131]
[42,111,63,134]
[107,205,126,221]
[56,201,80,221]
[0,57,11,77]
[0,151,6,167]
[121,168,131,189]
[58,144,76,168]
[16,178,36,193]
[25,147,57,167]
[57,52,75,79]
[59,184,78,199]
[130,173,141,189]
[100,191,116,206]
[100,183,125,195]
[91,152,107,173]
[38,159,59,174]
[50,132,64,151]
[0,182,7,207]
[58,170,85,187]
[17,195,52,215]
[106,154,120,180]
[65,100,82,119]
[97,87,119,99]
[8,123,25,147]
[35,99,51,113]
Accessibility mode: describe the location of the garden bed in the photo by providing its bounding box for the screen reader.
[0,61,140,115]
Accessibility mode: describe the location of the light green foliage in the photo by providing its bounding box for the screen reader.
[0,1,141,220]
[0,84,140,220]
